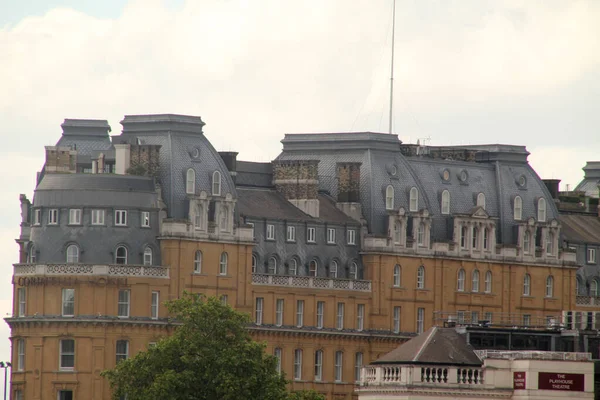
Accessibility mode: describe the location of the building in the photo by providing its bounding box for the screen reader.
[7,114,585,400]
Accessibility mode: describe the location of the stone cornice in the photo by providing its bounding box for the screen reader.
[5,316,176,331]
[249,325,413,342]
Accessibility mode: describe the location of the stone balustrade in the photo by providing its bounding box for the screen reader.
[576,296,600,307]
[251,274,371,292]
[359,365,485,387]
[13,264,170,279]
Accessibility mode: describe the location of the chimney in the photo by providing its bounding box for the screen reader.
[543,179,561,200]
[45,146,77,173]
[114,144,131,175]
[219,152,238,183]
[272,160,320,218]
[97,153,105,174]
[335,162,363,221]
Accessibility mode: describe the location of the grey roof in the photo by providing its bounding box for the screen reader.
[560,214,600,245]
[61,119,111,136]
[373,327,482,366]
[236,161,273,187]
[36,173,156,192]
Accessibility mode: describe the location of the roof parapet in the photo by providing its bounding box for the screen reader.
[120,114,205,135]
[61,119,111,137]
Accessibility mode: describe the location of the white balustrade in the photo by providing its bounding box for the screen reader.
[13,264,169,279]
[251,273,371,292]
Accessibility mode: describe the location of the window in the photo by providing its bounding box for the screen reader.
[255,297,264,325]
[545,233,553,255]
[296,300,304,327]
[335,351,343,382]
[545,276,554,298]
[409,187,419,212]
[14,390,23,400]
[316,301,324,329]
[115,210,127,226]
[523,274,531,296]
[417,308,425,334]
[307,227,316,243]
[537,198,546,222]
[472,227,478,249]
[393,306,401,333]
[457,269,465,292]
[477,192,486,209]
[588,248,596,263]
[17,288,25,317]
[355,352,363,382]
[327,228,336,244]
[483,229,489,250]
[212,171,221,196]
[274,348,282,374]
[91,209,105,225]
[151,291,159,319]
[484,312,493,324]
[194,205,204,230]
[457,311,465,324]
[514,196,522,220]
[58,391,73,400]
[115,246,127,264]
[251,254,257,273]
[472,270,480,293]
[219,252,228,275]
[194,250,202,273]
[417,266,425,289]
[68,209,81,225]
[266,224,275,240]
[276,299,284,326]
[220,295,228,305]
[336,302,345,330]
[186,168,196,194]
[592,280,600,297]
[393,265,401,287]
[66,244,79,264]
[441,190,450,214]
[17,338,24,371]
[417,223,424,246]
[141,211,150,227]
[33,208,41,225]
[357,304,365,331]
[288,258,297,276]
[471,311,479,324]
[116,340,129,364]
[484,271,492,293]
[460,226,467,249]
[349,262,358,280]
[268,256,277,275]
[219,205,229,231]
[27,243,35,263]
[59,339,75,370]
[385,185,394,210]
[143,247,153,266]
[62,288,75,316]
[309,260,318,277]
[314,350,323,381]
[523,231,531,254]
[287,225,296,242]
[523,314,531,326]
[329,260,338,278]
[293,349,302,380]
[118,290,130,317]
[49,209,58,224]
[347,229,356,245]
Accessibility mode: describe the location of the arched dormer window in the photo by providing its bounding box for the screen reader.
[194,250,202,273]
[409,187,419,212]
[143,246,153,266]
[212,171,222,196]
[514,196,523,220]
[329,260,338,278]
[393,264,401,287]
[251,254,257,274]
[477,193,486,209]
[417,266,425,289]
[66,244,79,264]
[538,198,547,222]
[268,256,277,275]
[472,270,480,292]
[195,204,203,229]
[349,262,358,280]
[115,246,127,265]
[545,232,554,255]
[523,231,531,254]
[457,269,465,291]
[186,168,195,194]
[545,275,554,297]
[220,205,229,231]
[288,258,298,276]
[309,259,318,277]
[441,190,450,215]
[523,273,531,296]
[27,244,36,263]
[591,280,599,297]
[385,185,394,210]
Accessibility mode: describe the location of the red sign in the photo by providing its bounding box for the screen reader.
[538,372,585,391]
[513,372,526,389]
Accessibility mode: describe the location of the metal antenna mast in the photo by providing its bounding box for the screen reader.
[388,0,396,134]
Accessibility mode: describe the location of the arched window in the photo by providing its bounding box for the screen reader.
[66,244,79,264]
[349,262,358,280]
[545,275,554,298]
[523,273,531,296]
[417,266,425,289]
[115,246,127,265]
[194,250,202,273]
[393,265,401,287]
[309,260,318,277]
[194,204,203,229]
[477,193,486,209]
[538,198,547,222]
[220,205,229,231]
[591,280,599,297]
[409,187,419,212]
[545,232,554,255]
[441,190,450,215]
[27,244,36,263]
[457,269,465,291]
[268,256,277,275]
[523,231,531,254]
[186,168,195,194]
[385,185,394,210]
[289,258,298,276]
[219,252,228,275]
[143,247,153,266]
[472,270,480,292]
[484,270,492,293]
[329,260,338,278]
[212,171,221,196]
[251,254,257,274]
[514,196,522,220]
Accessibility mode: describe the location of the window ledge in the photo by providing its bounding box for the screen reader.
[192,272,207,276]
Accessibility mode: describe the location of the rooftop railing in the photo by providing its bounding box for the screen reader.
[13,263,170,279]
[251,273,371,292]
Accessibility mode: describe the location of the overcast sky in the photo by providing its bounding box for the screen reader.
[0,0,599,368]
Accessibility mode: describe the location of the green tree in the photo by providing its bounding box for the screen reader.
[102,293,289,400]
[288,390,326,400]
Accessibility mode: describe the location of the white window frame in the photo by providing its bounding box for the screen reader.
[116,340,129,364]
[417,266,425,289]
[514,196,523,220]
[336,302,345,330]
[393,265,401,287]
[485,312,493,324]
[268,256,277,275]
[523,314,531,326]
[472,270,480,293]
[417,223,424,246]
[545,276,554,298]
[460,226,467,249]
[14,390,23,400]
[255,297,264,325]
[296,300,304,327]
[347,229,356,245]
[307,227,316,243]
[588,248,596,264]
[294,349,302,380]
[349,262,358,280]
[118,289,130,318]
[592,280,600,297]
[220,295,228,305]
[274,348,282,374]
[33,209,41,225]
[357,304,365,331]
[212,170,222,196]
[334,351,343,382]
[327,228,336,244]
[194,250,202,273]
[17,287,26,317]
[417,307,425,334]
[316,301,324,329]
[484,270,492,293]
[62,288,75,317]
[385,185,394,210]
[151,291,159,319]
[545,232,553,255]
[219,252,228,275]
[523,274,531,296]
[472,227,478,249]
[483,228,489,250]
[115,246,127,264]
[17,338,24,371]
[48,209,58,225]
[441,190,450,214]
[195,205,203,230]
[275,299,284,327]
[141,211,150,228]
[477,192,486,209]
[471,311,479,324]
[91,209,105,225]
[115,210,127,226]
[393,306,401,333]
[309,260,318,277]
[537,198,547,222]
[68,209,81,225]
[186,168,196,194]
[286,225,296,242]
[314,349,323,381]
[457,311,466,324]
[409,187,419,212]
[329,260,338,278]
[289,258,297,276]
[143,247,153,266]
[457,269,465,292]
[59,339,75,370]
[354,352,363,383]
[66,244,79,264]
[266,224,275,240]
[523,231,531,254]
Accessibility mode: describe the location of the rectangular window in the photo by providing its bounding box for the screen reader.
[151,291,159,320]
[314,350,323,381]
[316,301,324,329]
[327,228,336,244]
[523,314,531,326]
[417,308,425,334]
[393,306,401,333]
[58,390,73,400]
[141,211,150,227]
[334,351,343,382]
[275,299,284,327]
[91,209,105,225]
[307,227,316,243]
[115,210,127,226]
[48,209,58,225]
[33,209,41,225]
[471,311,479,324]
[483,229,489,250]
[286,225,296,242]
[14,390,23,400]
[116,340,129,364]
[118,290,130,318]
[484,312,493,324]
[347,229,356,245]
[296,300,304,327]
[68,209,81,225]
[266,224,275,240]
[17,287,26,317]
[274,348,282,374]
[588,248,597,264]
[355,352,363,382]
[17,338,24,371]
[472,227,478,249]
[336,302,345,330]
[255,297,264,325]
[294,349,302,380]
[457,311,465,324]
[220,295,228,305]
[357,304,365,331]
[59,339,75,370]
[460,226,467,249]
[62,288,75,317]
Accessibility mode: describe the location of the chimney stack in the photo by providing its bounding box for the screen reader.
[219,152,238,183]
[542,179,561,200]
[272,160,320,218]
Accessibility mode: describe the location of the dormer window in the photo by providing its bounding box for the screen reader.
[537,198,546,222]
[514,196,523,220]
[460,226,467,249]
[471,227,478,249]
[186,168,196,194]
[409,187,418,212]
[483,229,489,250]
[417,223,425,246]
[219,205,229,231]
[212,171,221,196]
[545,232,553,255]
[385,185,394,210]
[477,193,485,209]
[441,190,450,215]
[523,231,531,254]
